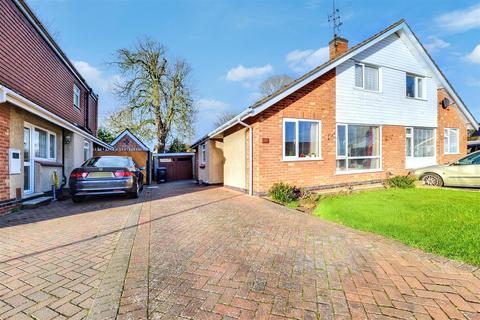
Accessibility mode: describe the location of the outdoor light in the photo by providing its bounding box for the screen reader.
[65,135,72,144]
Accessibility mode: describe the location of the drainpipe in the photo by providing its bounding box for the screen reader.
[237,120,253,196]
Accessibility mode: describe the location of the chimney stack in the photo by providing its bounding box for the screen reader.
[329,37,348,60]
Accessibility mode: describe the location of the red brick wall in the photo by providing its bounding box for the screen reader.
[0,0,98,133]
[112,135,144,151]
[0,103,10,202]
[248,69,409,194]
[436,89,468,164]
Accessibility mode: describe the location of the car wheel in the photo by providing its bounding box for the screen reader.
[421,173,444,187]
[72,195,85,203]
[129,183,140,198]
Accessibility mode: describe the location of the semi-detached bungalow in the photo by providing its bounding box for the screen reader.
[0,0,110,213]
[192,20,479,195]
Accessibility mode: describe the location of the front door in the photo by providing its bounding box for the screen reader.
[23,126,34,195]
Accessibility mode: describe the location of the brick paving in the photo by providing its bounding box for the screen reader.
[0,195,141,319]
[1,181,480,319]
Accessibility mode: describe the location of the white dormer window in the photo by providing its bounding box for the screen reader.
[73,84,81,109]
[406,74,425,99]
[355,63,380,91]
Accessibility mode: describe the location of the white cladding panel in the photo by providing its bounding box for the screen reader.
[336,33,438,127]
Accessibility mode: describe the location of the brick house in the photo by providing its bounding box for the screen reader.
[0,0,111,213]
[192,20,479,195]
[110,129,150,151]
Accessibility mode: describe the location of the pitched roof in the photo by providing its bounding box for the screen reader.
[192,19,478,147]
[111,129,150,151]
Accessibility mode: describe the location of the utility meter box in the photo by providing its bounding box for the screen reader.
[9,148,21,174]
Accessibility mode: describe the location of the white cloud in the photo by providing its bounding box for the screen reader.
[467,44,480,64]
[424,37,450,52]
[73,60,120,93]
[435,4,480,33]
[226,64,273,82]
[285,46,329,73]
[195,98,237,137]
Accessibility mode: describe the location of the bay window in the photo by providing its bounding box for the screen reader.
[34,127,56,161]
[406,74,425,99]
[406,127,435,157]
[336,124,381,172]
[283,119,321,160]
[355,63,380,91]
[444,128,459,154]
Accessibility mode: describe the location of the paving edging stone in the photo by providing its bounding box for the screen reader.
[87,200,143,320]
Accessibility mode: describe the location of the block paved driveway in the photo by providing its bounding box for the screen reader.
[0,181,479,319]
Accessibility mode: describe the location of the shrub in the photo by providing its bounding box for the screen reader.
[387,175,416,189]
[269,182,300,204]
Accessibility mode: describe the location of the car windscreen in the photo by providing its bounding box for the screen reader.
[83,157,131,167]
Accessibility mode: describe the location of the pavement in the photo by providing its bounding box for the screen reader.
[0,181,479,319]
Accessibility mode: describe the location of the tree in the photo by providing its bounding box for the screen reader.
[168,138,188,153]
[214,112,237,128]
[103,106,156,145]
[259,75,293,97]
[114,38,196,152]
[97,127,115,144]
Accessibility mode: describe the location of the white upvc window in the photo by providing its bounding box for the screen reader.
[406,127,435,158]
[336,124,381,173]
[283,118,321,160]
[83,140,90,161]
[33,127,56,161]
[406,74,425,99]
[73,84,81,109]
[200,143,206,163]
[444,128,459,154]
[355,63,380,92]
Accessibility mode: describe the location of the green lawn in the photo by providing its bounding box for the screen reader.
[315,188,480,266]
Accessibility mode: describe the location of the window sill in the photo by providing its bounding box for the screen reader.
[353,87,382,94]
[444,152,460,155]
[406,96,427,101]
[282,157,323,162]
[335,169,383,175]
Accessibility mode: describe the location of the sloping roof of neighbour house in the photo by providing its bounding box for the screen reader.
[110,129,150,151]
[13,0,96,98]
[191,19,479,148]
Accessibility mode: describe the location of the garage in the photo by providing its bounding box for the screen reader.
[153,152,195,182]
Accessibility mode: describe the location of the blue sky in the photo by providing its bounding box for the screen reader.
[28,0,480,142]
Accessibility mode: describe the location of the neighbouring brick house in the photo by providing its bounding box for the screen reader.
[110,129,150,152]
[0,0,110,213]
[192,20,479,195]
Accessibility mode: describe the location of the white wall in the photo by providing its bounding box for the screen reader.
[336,33,438,127]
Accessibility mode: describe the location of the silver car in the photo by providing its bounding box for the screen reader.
[413,151,480,187]
[69,156,144,202]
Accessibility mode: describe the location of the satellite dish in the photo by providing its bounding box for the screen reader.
[441,98,451,109]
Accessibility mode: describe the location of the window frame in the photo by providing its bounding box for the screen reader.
[405,73,426,100]
[83,140,90,161]
[200,143,207,164]
[444,128,460,155]
[335,123,382,174]
[30,124,57,162]
[73,84,81,110]
[282,118,322,161]
[405,127,436,158]
[354,62,381,92]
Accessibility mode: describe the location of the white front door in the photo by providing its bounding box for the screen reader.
[23,126,34,195]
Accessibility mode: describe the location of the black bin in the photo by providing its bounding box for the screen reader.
[156,167,167,183]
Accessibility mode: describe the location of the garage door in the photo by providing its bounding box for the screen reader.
[158,157,193,181]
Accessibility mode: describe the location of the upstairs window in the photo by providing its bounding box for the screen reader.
[73,84,81,109]
[283,119,321,160]
[444,128,459,154]
[406,74,425,99]
[355,63,380,91]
